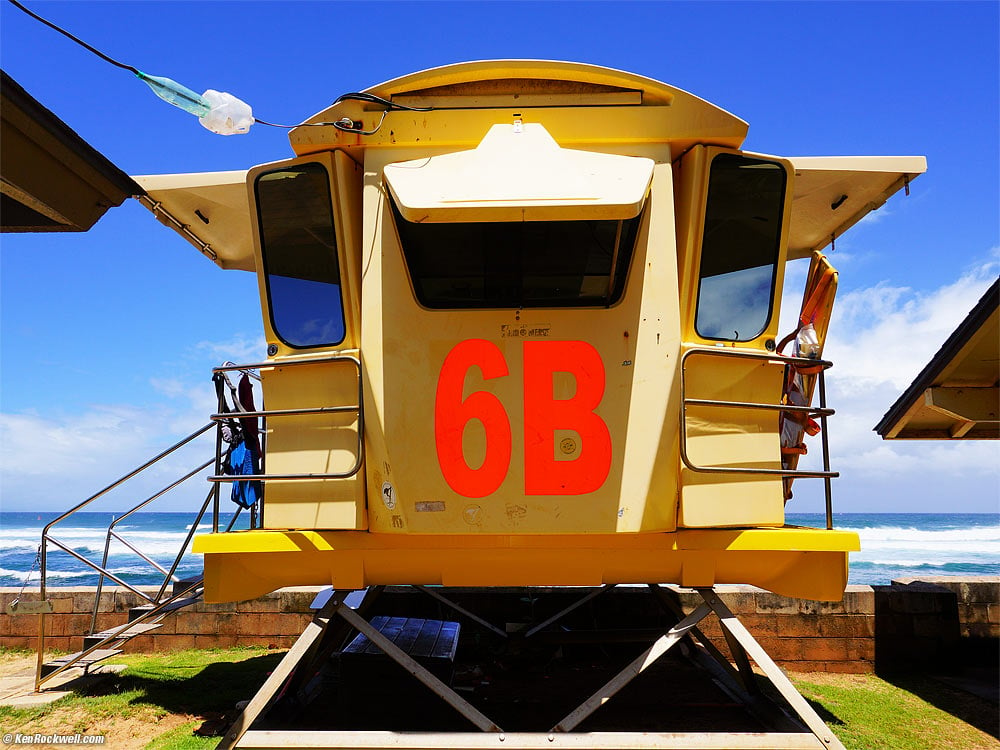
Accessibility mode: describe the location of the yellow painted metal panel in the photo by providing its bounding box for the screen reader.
[260,356,366,530]
[194,527,858,602]
[361,154,681,535]
[679,352,786,527]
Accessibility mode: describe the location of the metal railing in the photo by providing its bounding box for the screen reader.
[679,347,838,529]
[207,354,364,530]
[34,422,219,690]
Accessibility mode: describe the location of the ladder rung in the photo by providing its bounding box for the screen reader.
[128,594,201,621]
[85,623,162,646]
[42,649,122,674]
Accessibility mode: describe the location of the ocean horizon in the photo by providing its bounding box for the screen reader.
[1,511,997,590]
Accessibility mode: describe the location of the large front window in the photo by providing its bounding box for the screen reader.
[256,164,345,348]
[392,200,641,309]
[695,154,787,341]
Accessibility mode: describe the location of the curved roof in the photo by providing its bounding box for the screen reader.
[360,59,724,109]
[291,60,749,153]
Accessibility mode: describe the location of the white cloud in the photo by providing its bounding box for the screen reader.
[194,334,267,364]
[825,257,998,392]
[858,206,892,225]
[0,333,263,512]
[780,251,1000,512]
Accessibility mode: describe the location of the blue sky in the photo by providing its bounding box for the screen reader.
[1,1,997,514]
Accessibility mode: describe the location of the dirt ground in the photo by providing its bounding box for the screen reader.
[0,654,196,750]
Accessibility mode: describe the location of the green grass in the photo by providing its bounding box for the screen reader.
[792,672,999,750]
[0,647,283,749]
[2,648,997,750]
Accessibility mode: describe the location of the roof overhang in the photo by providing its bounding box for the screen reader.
[1,70,142,232]
[133,171,254,271]
[786,156,927,260]
[876,278,999,440]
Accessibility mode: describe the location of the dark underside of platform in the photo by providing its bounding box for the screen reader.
[253,588,790,736]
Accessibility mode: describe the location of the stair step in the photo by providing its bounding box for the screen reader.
[42,649,122,676]
[84,623,162,649]
[173,574,204,597]
[128,595,201,622]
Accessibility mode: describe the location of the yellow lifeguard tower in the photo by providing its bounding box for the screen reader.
[39,61,927,748]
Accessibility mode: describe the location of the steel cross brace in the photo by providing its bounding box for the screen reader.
[222,586,847,750]
[219,588,501,750]
[694,588,847,750]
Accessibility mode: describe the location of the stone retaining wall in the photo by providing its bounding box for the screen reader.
[1,578,995,674]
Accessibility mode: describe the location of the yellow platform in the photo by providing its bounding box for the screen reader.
[193,526,859,603]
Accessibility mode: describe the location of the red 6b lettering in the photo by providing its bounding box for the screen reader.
[434,339,611,498]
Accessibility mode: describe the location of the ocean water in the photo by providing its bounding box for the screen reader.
[1,511,997,589]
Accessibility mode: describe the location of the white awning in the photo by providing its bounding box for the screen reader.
[384,123,654,223]
[133,170,254,271]
[786,156,927,260]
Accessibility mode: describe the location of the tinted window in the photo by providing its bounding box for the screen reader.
[256,164,345,348]
[695,154,786,341]
[392,201,640,309]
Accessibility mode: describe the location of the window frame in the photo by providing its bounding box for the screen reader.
[693,151,791,344]
[388,195,644,311]
[251,156,349,352]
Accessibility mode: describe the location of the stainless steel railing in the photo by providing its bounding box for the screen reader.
[35,422,218,689]
[679,347,838,529]
[207,354,364,530]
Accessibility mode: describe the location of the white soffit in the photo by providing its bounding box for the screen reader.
[133,170,254,271]
[384,123,654,222]
[787,156,927,260]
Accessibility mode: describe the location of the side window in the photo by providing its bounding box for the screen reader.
[256,164,345,348]
[695,154,787,341]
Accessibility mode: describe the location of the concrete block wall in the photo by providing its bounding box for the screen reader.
[671,585,877,673]
[1,578,995,674]
[896,576,1000,640]
[0,587,315,652]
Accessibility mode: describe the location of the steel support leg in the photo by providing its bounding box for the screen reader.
[217,590,352,750]
[697,589,847,750]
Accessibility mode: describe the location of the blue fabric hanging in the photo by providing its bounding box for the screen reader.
[229,439,261,509]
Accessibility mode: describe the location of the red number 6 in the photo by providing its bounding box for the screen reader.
[434,339,512,498]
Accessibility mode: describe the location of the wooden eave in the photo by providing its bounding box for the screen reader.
[876,278,1000,440]
[1,70,142,233]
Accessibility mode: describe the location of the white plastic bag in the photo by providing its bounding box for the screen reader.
[199,90,253,135]
[797,322,820,359]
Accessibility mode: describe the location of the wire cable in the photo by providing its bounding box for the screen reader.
[6,0,433,135]
[253,93,431,131]
[6,0,140,75]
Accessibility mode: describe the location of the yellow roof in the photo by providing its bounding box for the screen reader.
[134,155,925,271]
[290,60,750,154]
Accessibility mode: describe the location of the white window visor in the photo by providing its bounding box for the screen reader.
[384,123,654,223]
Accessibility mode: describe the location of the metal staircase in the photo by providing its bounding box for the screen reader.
[27,365,263,691]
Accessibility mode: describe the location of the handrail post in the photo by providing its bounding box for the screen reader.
[34,535,47,692]
[213,389,224,534]
[90,528,115,634]
[819,371,834,530]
